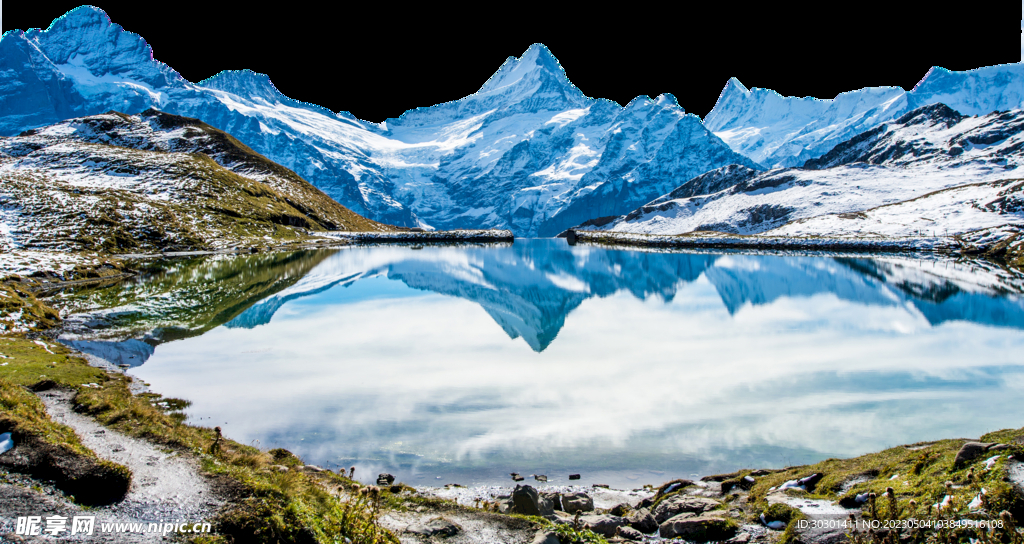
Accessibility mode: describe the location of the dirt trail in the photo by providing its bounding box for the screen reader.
[1,389,225,542]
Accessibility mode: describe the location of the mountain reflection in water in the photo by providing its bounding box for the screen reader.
[59,239,1024,486]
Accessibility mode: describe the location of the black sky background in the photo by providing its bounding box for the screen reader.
[3,3,1017,124]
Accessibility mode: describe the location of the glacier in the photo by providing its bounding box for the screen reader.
[0,6,757,236]
[704,63,1024,168]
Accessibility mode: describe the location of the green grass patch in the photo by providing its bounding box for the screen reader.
[0,336,106,387]
[552,523,608,544]
[744,431,1024,543]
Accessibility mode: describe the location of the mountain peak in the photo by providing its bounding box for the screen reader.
[474,43,586,104]
[14,6,183,90]
[43,5,112,34]
[655,93,682,110]
[908,62,1024,116]
[200,70,284,101]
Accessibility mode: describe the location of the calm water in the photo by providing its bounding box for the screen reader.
[58,239,1024,487]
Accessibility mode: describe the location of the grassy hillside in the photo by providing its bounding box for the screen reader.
[0,111,390,254]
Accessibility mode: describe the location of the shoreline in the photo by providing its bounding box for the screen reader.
[565,229,957,253]
[562,227,1024,270]
[1,228,515,296]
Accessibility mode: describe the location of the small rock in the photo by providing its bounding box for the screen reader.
[725,532,752,544]
[593,483,610,488]
[581,514,626,537]
[533,474,548,482]
[561,491,595,514]
[376,473,395,486]
[659,514,737,541]
[406,517,460,537]
[569,473,581,480]
[616,525,644,541]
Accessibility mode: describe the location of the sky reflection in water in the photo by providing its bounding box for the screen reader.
[107,240,1024,487]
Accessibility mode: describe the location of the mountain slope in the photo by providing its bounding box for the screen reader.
[0,111,388,253]
[705,64,1024,168]
[601,104,1024,238]
[0,7,758,236]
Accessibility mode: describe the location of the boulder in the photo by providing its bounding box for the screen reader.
[627,507,658,533]
[653,495,722,524]
[532,531,561,544]
[616,525,645,541]
[376,473,395,486]
[406,517,460,537]
[540,491,562,511]
[561,491,594,514]
[659,514,737,541]
[580,514,626,537]
[512,484,554,516]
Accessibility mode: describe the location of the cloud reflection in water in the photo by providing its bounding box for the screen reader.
[122,241,1024,486]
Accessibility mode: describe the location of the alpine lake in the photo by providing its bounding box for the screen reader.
[51,238,1024,489]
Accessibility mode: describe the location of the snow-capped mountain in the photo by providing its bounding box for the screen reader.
[602,104,1024,238]
[0,110,385,253]
[0,7,757,236]
[705,64,1024,168]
